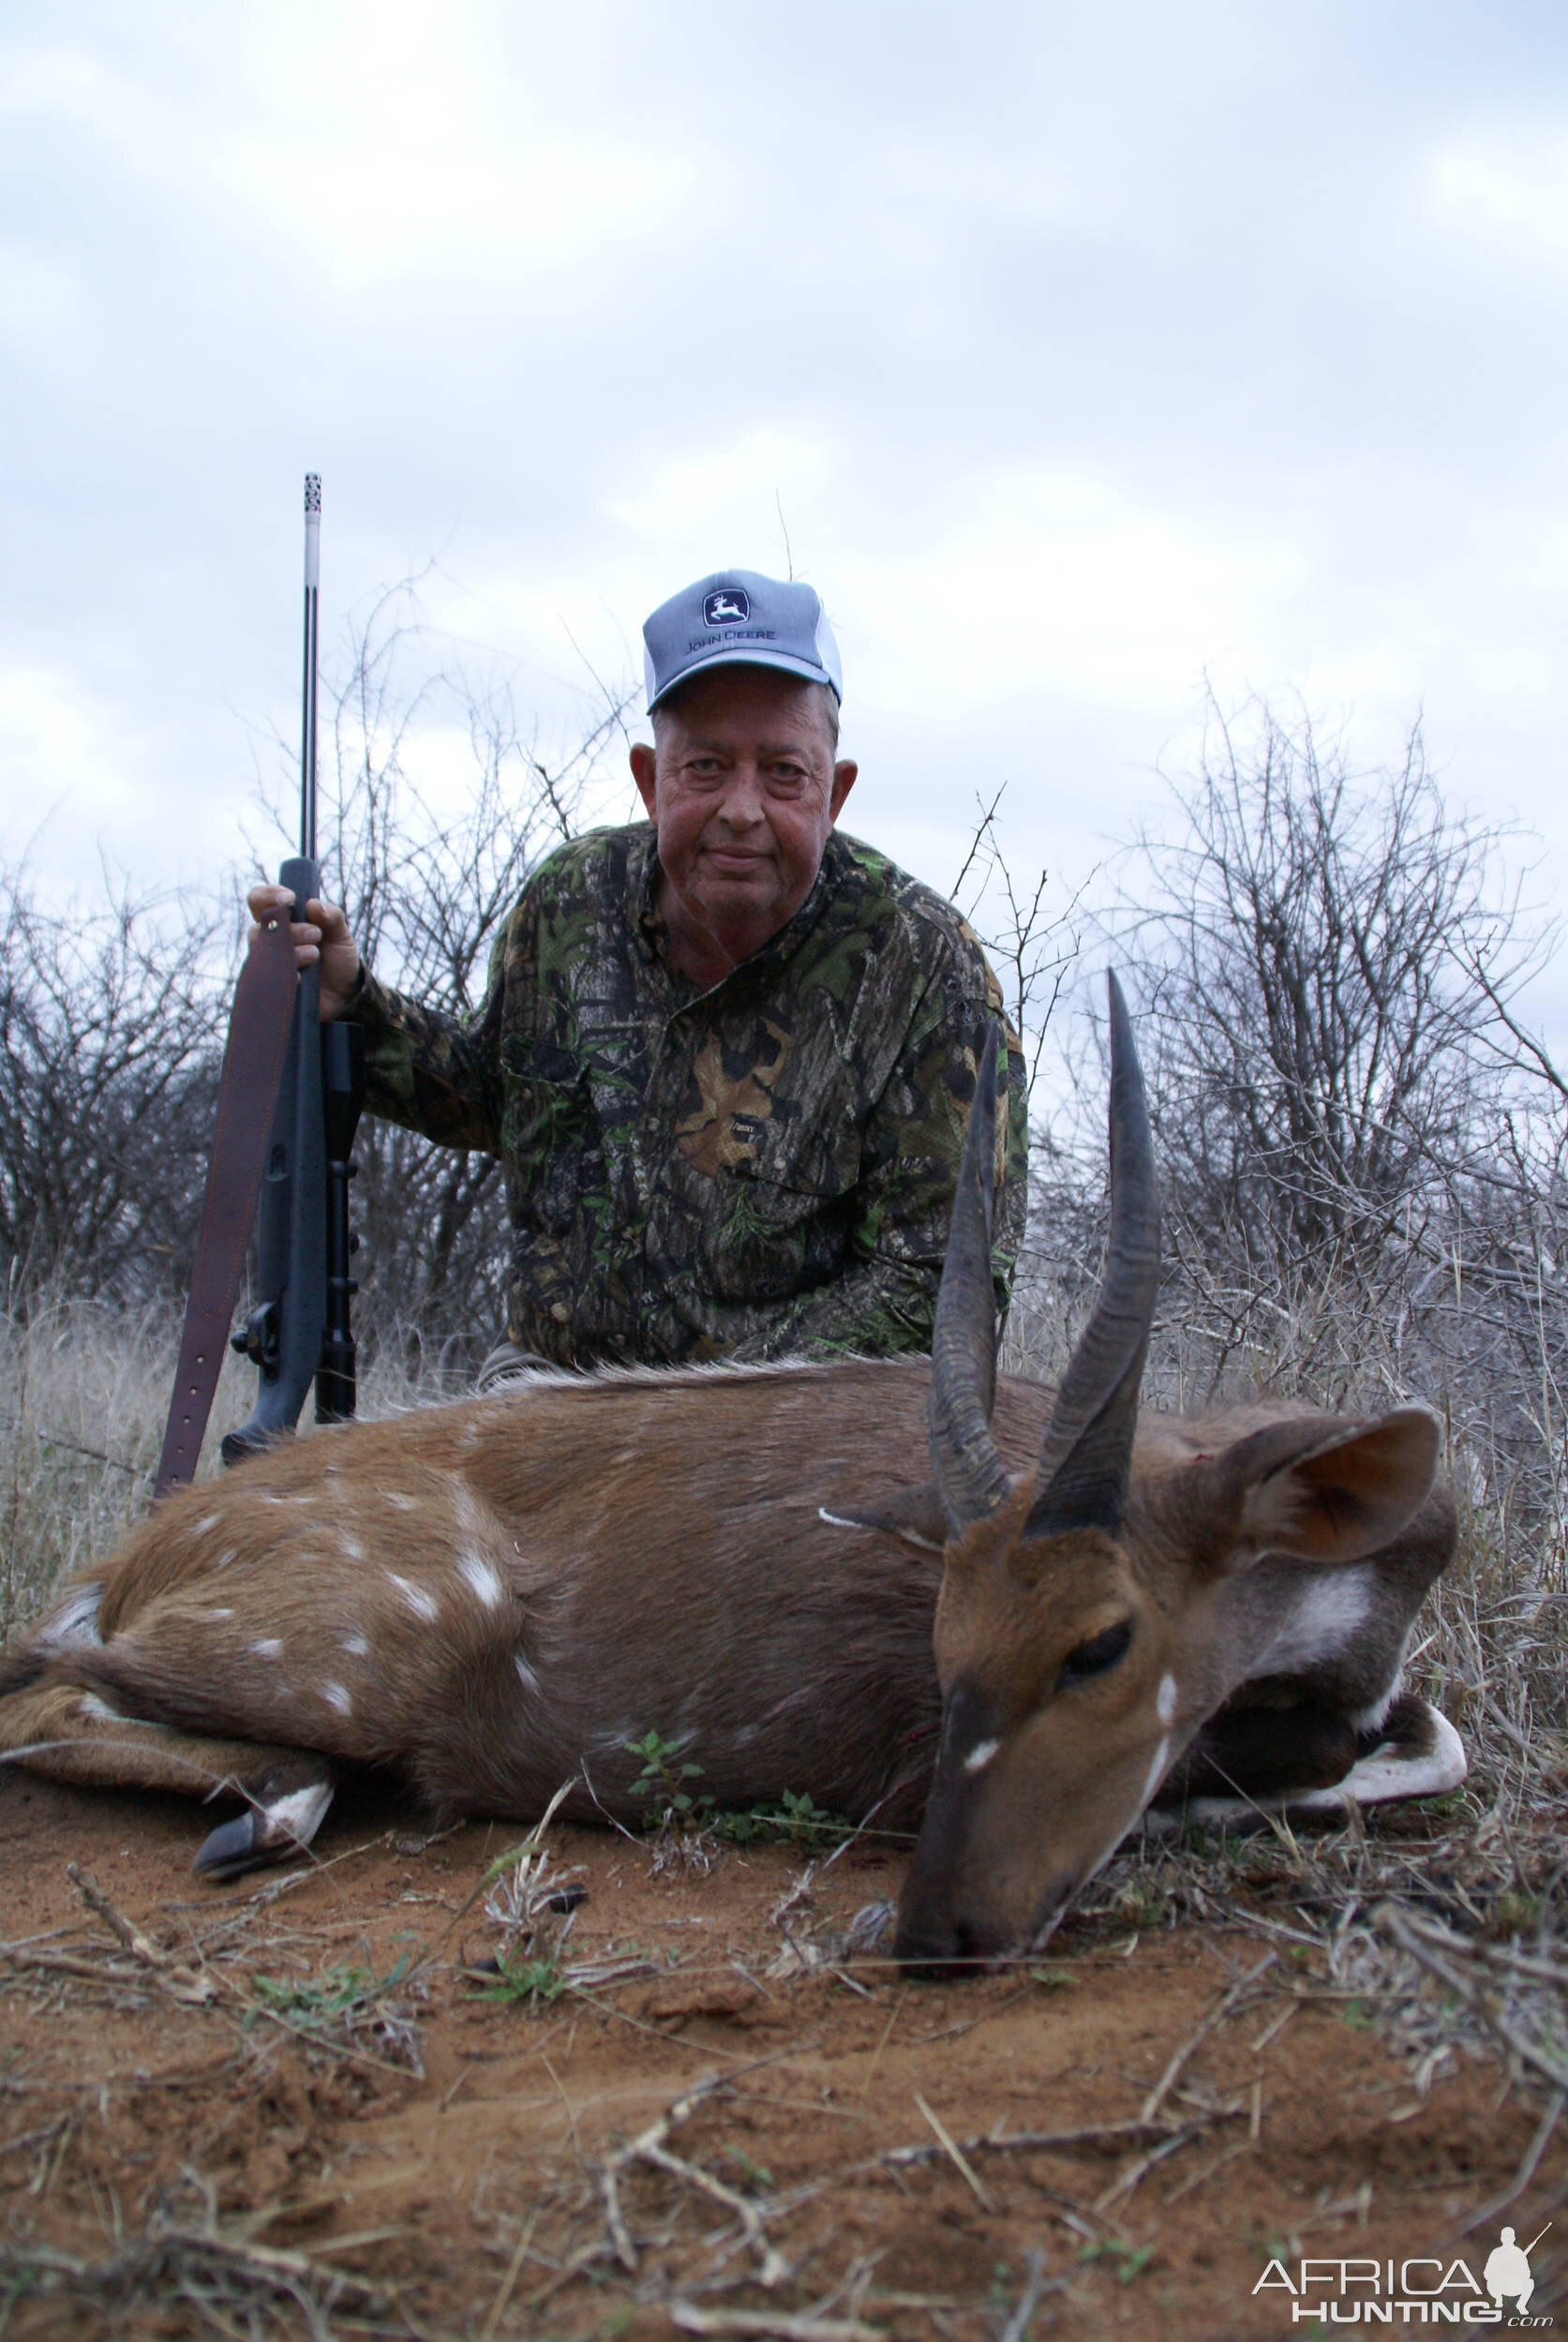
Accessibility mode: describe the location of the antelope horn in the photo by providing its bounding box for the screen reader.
[1025,971,1159,1537]
[927,1022,1013,1536]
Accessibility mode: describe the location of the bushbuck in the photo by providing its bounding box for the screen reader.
[0,977,1463,1970]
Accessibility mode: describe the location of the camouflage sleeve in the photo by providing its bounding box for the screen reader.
[728,1002,1029,1365]
[344,919,515,1156]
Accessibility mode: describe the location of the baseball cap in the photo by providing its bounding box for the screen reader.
[643,569,843,712]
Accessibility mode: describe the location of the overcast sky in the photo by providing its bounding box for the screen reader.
[5,2,1568,1038]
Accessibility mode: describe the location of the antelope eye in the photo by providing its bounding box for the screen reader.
[1057,1619,1133,1688]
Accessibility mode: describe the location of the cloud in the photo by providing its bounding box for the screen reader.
[1430,130,1568,259]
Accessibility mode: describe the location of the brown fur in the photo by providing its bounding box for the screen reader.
[1,1361,1458,1959]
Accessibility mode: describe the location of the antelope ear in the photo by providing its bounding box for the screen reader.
[819,1484,949,1553]
[1218,1408,1441,1567]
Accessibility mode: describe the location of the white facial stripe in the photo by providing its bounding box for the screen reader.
[1259,1568,1373,1674]
[1157,1673,1178,1725]
[963,1738,1000,1773]
[1141,1735,1171,1806]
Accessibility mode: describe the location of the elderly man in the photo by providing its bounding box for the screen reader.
[251,570,1027,1372]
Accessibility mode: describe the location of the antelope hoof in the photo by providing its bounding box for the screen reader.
[194,1780,335,1880]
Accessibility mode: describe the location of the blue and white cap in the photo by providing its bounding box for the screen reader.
[643,569,843,712]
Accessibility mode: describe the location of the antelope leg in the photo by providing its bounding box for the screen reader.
[1,1677,336,1876]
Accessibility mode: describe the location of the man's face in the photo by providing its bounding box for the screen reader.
[630,666,857,980]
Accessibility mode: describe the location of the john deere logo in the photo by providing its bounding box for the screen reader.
[703,589,750,626]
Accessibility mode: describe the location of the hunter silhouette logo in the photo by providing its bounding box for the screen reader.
[703,588,750,625]
[1486,2226,1550,2318]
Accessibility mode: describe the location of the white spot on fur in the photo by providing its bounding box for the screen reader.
[384,1493,417,1512]
[1258,1569,1373,1676]
[457,1550,504,1609]
[388,1573,439,1623]
[963,1738,1000,1773]
[37,1584,103,1651]
[514,1651,540,1693]
[191,1514,220,1535]
[215,1550,237,1570]
[341,1535,363,1564]
[1141,1735,1171,1805]
[340,1631,370,1657]
[321,1680,352,1716]
[1157,1673,1178,1726]
[248,1637,283,1660]
[198,1607,233,1622]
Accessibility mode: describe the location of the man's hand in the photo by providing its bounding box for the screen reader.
[246,883,361,1022]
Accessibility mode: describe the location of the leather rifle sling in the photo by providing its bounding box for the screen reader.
[154,916,300,1499]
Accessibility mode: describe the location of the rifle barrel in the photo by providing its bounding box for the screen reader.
[301,471,321,861]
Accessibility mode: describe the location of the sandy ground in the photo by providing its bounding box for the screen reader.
[1,1767,1560,2341]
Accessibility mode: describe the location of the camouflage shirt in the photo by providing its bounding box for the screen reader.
[350,824,1028,1368]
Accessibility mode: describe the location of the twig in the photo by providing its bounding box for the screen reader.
[67,1863,220,2007]
[669,2307,881,2342]
[1163,2135,1255,2205]
[998,2247,1066,2342]
[479,2209,539,2341]
[598,2158,636,2275]
[1140,1952,1277,2123]
[914,2093,995,2213]
[1095,2124,1205,2212]
[1458,2090,1566,2236]
[1377,1903,1568,2089]
[596,2066,792,2287]
[857,1987,906,2097]
[861,2111,1236,2179]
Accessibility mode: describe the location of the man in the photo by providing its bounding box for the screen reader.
[250,569,1027,1372]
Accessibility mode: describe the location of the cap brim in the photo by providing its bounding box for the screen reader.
[647,644,841,712]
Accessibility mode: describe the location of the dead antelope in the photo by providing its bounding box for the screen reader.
[0,977,1463,1971]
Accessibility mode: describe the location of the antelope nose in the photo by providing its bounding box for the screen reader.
[892,1912,988,1981]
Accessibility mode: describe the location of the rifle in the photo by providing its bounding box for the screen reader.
[154,475,365,1499]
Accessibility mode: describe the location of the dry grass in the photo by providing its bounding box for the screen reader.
[0,1292,468,1642]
